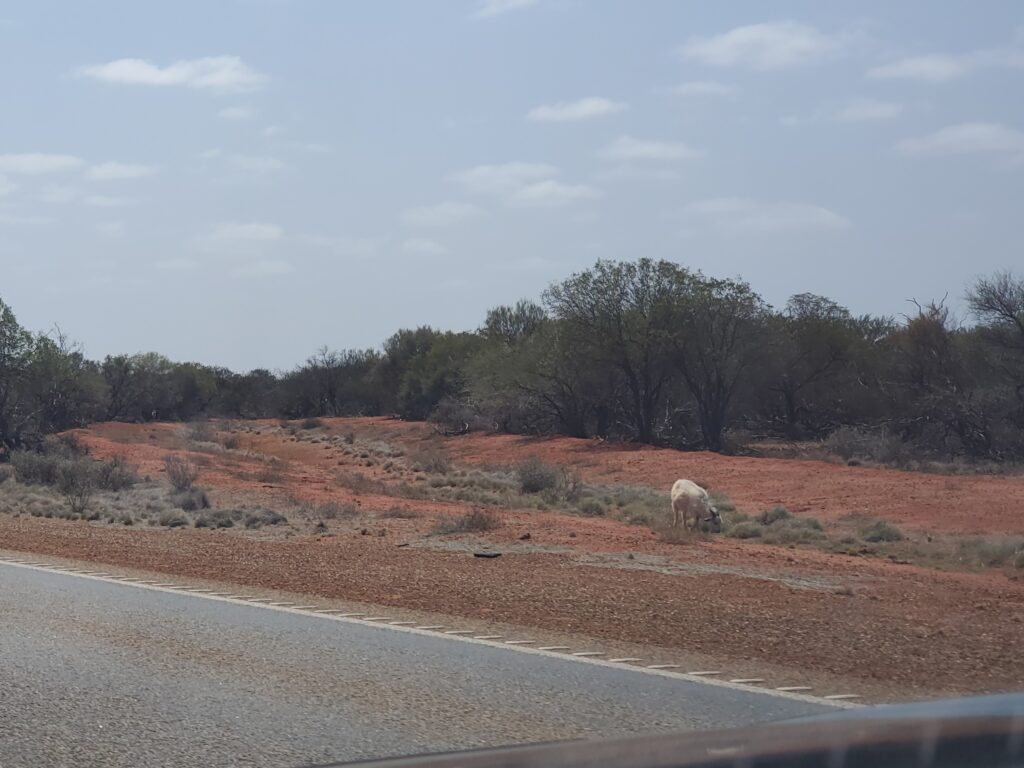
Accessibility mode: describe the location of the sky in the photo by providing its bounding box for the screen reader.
[1,0,1022,371]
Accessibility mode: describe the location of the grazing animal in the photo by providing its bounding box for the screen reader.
[670,479,721,532]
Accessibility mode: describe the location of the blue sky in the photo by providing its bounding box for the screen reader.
[1,0,1022,370]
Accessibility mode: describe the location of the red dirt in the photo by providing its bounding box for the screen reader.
[3,417,1022,701]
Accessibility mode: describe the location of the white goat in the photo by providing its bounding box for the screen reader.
[670,479,720,532]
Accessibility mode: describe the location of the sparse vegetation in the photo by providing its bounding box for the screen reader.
[164,454,199,491]
[432,509,500,534]
[243,508,288,529]
[172,487,210,511]
[381,505,417,519]
[194,509,238,528]
[157,510,189,528]
[860,519,905,543]
[186,421,217,443]
[301,417,324,430]
[516,456,560,494]
[409,446,451,474]
[58,460,94,516]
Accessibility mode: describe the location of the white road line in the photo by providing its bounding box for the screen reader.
[0,559,861,710]
[291,606,318,610]
[687,670,722,676]
[388,621,416,626]
[776,686,813,692]
[362,617,391,622]
[572,651,604,657]
[504,640,535,645]
[473,635,504,640]
[538,646,570,651]
[730,678,765,684]
[415,625,445,631]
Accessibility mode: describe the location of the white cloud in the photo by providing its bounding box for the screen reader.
[868,54,969,83]
[37,185,78,203]
[600,136,700,161]
[219,106,255,120]
[86,162,157,180]
[301,234,383,258]
[896,122,1024,157]
[669,80,736,97]
[833,98,903,122]
[235,259,294,277]
[403,238,449,255]
[225,154,287,174]
[597,165,680,182]
[786,98,904,126]
[402,201,482,227]
[263,125,283,137]
[451,162,557,194]
[155,258,200,271]
[682,197,851,233]
[473,0,538,19]
[206,221,284,244]
[0,153,84,175]
[77,56,266,92]
[679,21,839,70]
[84,195,136,207]
[868,40,1024,83]
[526,97,627,122]
[96,221,124,238]
[509,180,602,207]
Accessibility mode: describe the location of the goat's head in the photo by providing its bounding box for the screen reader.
[703,503,722,533]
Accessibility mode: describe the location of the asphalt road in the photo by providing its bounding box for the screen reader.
[0,563,837,768]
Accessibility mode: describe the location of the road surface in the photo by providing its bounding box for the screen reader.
[0,561,838,767]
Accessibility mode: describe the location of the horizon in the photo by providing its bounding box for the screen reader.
[1,0,1022,370]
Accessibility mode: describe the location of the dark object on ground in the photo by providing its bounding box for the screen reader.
[473,551,501,559]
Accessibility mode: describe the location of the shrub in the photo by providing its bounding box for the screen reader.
[758,506,792,525]
[164,454,199,491]
[186,421,216,443]
[658,524,700,544]
[410,447,451,474]
[172,487,210,511]
[516,456,560,494]
[336,471,387,496]
[727,521,764,539]
[762,520,827,545]
[577,498,606,517]
[94,455,139,491]
[194,510,237,529]
[157,510,189,528]
[860,520,904,543]
[220,433,241,450]
[381,506,417,519]
[301,417,325,430]
[316,501,358,519]
[11,450,63,485]
[0,464,13,484]
[954,537,1024,568]
[243,509,288,529]
[432,509,500,534]
[58,460,95,516]
[256,464,286,484]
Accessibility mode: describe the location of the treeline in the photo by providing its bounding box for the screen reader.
[2,259,1023,461]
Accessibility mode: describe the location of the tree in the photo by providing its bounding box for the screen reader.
[544,259,685,443]
[0,299,36,452]
[669,275,770,452]
[967,271,1024,406]
[767,294,857,436]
